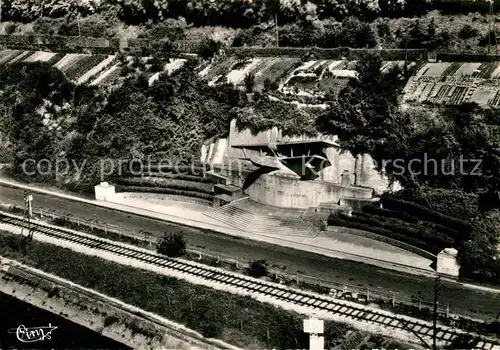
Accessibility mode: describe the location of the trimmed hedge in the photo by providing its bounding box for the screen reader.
[351,212,454,248]
[420,221,467,243]
[115,185,214,201]
[380,197,470,232]
[382,188,480,220]
[122,171,211,183]
[126,164,208,177]
[328,215,440,254]
[362,204,464,241]
[362,204,419,224]
[115,177,214,194]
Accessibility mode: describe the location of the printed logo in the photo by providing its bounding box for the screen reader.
[8,324,58,343]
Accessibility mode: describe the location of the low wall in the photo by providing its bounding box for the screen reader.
[245,174,373,209]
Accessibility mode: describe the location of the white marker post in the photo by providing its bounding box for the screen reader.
[303,316,324,350]
[26,194,33,218]
[24,192,33,241]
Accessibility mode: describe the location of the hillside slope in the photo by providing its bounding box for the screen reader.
[0,49,187,86]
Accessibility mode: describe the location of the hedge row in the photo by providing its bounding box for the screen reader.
[115,177,214,194]
[362,204,420,224]
[362,204,464,241]
[380,197,470,232]
[382,188,480,220]
[0,34,117,47]
[0,34,193,55]
[115,185,214,201]
[327,215,440,254]
[351,212,454,248]
[126,164,208,177]
[122,171,211,183]
[227,47,427,61]
[420,221,467,242]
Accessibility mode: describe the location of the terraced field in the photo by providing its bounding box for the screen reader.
[0,49,186,86]
[200,56,407,103]
[403,62,500,107]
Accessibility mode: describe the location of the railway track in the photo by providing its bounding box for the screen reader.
[0,211,499,350]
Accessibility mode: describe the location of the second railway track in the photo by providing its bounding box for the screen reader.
[0,211,498,350]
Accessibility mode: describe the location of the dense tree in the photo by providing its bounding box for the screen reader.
[157,233,187,257]
[247,259,268,278]
[196,37,221,60]
[458,210,500,283]
[243,72,256,92]
[316,53,406,156]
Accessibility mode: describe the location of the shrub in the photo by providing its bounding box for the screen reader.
[148,57,164,73]
[263,77,279,91]
[157,233,187,258]
[103,315,119,327]
[458,24,479,40]
[486,321,500,336]
[458,210,500,284]
[197,38,221,60]
[5,23,17,35]
[243,72,255,92]
[247,259,268,278]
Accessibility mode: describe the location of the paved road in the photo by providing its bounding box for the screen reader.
[0,184,498,320]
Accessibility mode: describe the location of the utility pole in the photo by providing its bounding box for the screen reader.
[275,12,279,47]
[77,13,81,37]
[488,0,497,55]
[433,275,441,350]
[23,191,33,241]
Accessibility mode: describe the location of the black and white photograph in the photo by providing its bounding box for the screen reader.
[0,0,499,349]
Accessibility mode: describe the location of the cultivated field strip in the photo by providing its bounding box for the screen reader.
[0,212,498,349]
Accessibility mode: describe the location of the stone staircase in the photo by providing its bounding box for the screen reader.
[249,214,320,236]
[204,203,319,236]
[204,205,254,231]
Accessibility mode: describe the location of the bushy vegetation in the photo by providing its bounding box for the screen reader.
[317,52,500,284]
[157,232,187,257]
[0,0,495,54]
[0,60,244,193]
[247,259,268,278]
[235,95,322,137]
